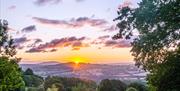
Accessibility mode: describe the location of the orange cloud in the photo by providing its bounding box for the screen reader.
[26,36,89,53]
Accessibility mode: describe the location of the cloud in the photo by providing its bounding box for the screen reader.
[103,25,118,32]
[34,38,43,44]
[14,37,30,49]
[91,35,110,45]
[26,46,57,53]
[92,35,131,48]
[104,40,131,48]
[75,0,84,2]
[27,38,43,48]
[8,5,16,10]
[21,25,36,33]
[26,48,46,53]
[118,0,141,9]
[32,17,108,29]
[118,0,133,9]
[26,36,88,53]
[14,37,43,50]
[50,48,57,52]
[14,37,29,44]
[34,0,85,6]
[34,0,62,6]
[98,35,110,40]
[7,27,16,31]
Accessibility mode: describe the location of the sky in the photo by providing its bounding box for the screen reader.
[0,0,140,64]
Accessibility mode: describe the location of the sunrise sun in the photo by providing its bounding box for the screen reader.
[71,57,86,64]
[73,57,81,64]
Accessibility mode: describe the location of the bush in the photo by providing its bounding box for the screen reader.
[98,79,127,91]
[44,76,96,91]
[72,83,95,91]
[23,74,44,87]
[126,87,137,91]
[127,82,147,91]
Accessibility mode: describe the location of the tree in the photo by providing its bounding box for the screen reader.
[71,83,95,91]
[24,68,34,75]
[126,87,137,91]
[44,76,62,90]
[23,75,44,87]
[0,20,25,90]
[98,79,127,91]
[44,76,96,91]
[47,83,64,91]
[127,82,147,91]
[113,0,180,90]
[98,79,112,91]
[23,68,44,90]
[147,48,180,91]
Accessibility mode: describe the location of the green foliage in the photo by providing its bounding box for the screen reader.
[47,83,64,91]
[0,20,16,57]
[126,87,137,91]
[23,75,44,87]
[24,68,34,75]
[44,76,62,90]
[23,68,44,87]
[44,76,96,91]
[22,68,44,91]
[98,79,127,91]
[71,83,95,91]
[25,87,44,91]
[27,87,38,91]
[147,84,156,91]
[127,82,147,91]
[148,48,180,91]
[0,57,25,90]
[0,20,25,90]
[114,0,180,90]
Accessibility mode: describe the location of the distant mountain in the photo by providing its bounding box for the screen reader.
[38,61,61,65]
[20,62,147,82]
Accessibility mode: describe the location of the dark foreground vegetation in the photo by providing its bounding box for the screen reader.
[22,68,148,91]
[0,0,180,91]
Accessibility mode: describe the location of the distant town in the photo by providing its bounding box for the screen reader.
[20,62,147,83]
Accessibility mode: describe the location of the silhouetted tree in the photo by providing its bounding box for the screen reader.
[47,83,64,91]
[24,68,34,75]
[98,79,127,91]
[0,20,25,90]
[44,76,96,91]
[113,0,180,90]
[127,82,147,91]
[23,74,43,87]
[44,76,62,90]
[71,83,95,91]
[126,87,137,91]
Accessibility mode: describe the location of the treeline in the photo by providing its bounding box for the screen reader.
[23,68,148,91]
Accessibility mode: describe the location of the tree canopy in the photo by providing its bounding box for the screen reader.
[44,76,96,91]
[24,68,34,75]
[0,20,25,90]
[127,82,147,91]
[114,0,180,90]
[98,79,127,91]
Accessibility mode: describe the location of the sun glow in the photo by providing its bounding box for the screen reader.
[73,57,82,64]
[71,57,84,72]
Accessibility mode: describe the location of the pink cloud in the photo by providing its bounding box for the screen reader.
[118,0,133,9]
[26,36,89,53]
[32,17,108,29]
